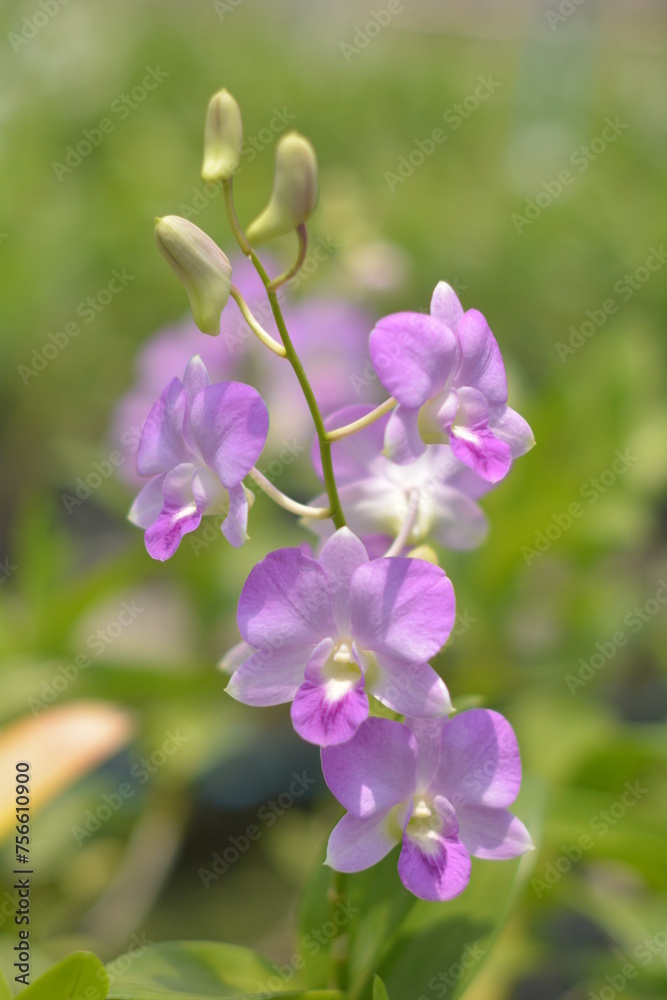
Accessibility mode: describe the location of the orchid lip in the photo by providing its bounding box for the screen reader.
[451,425,480,445]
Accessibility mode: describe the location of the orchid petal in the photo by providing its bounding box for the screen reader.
[189,381,268,488]
[370,312,460,408]
[432,709,523,809]
[321,717,417,819]
[225,644,312,706]
[238,547,335,648]
[326,810,400,873]
[350,557,455,662]
[455,804,534,859]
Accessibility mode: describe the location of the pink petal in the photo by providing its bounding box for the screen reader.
[350,557,455,663]
[321,717,417,819]
[136,378,192,477]
[490,405,535,459]
[455,309,507,407]
[143,463,204,561]
[383,406,427,464]
[238,548,335,648]
[225,644,312,706]
[430,281,464,333]
[432,709,523,810]
[326,810,400,873]
[318,528,369,636]
[398,831,471,901]
[128,475,166,529]
[189,381,268,488]
[429,484,489,550]
[455,804,534,860]
[450,426,512,484]
[221,483,248,548]
[368,654,452,719]
[370,312,460,408]
[291,660,369,747]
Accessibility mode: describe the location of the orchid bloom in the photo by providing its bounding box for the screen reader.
[225,528,454,746]
[308,404,490,553]
[322,710,533,901]
[128,356,268,560]
[369,282,535,482]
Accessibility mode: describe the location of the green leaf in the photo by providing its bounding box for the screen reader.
[105,941,345,999]
[372,975,389,1000]
[16,951,109,999]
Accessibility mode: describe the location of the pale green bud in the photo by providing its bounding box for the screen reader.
[245,132,318,246]
[202,88,243,183]
[155,216,232,335]
[407,544,440,566]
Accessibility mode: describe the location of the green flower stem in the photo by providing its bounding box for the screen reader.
[267,223,308,291]
[222,182,346,529]
[223,179,251,255]
[327,868,350,992]
[229,285,286,357]
[248,467,331,519]
[325,396,397,442]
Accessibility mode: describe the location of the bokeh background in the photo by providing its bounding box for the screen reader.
[1,0,666,997]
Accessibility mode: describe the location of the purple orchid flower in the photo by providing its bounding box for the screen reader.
[369,282,534,482]
[225,528,455,746]
[307,404,491,554]
[128,356,268,560]
[322,710,533,901]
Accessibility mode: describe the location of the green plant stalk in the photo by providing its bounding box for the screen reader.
[223,180,346,529]
[327,868,350,992]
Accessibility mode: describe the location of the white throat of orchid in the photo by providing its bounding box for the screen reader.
[404,795,457,856]
[321,639,363,701]
[418,393,450,446]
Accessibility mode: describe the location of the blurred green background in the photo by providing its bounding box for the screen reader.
[1,0,666,997]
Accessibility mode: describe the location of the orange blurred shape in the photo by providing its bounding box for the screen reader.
[0,701,136,842]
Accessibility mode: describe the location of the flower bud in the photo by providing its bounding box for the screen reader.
[201,89,243,183]
[155,216,232,336]
[245,132,318,246]
[407,545,440,566]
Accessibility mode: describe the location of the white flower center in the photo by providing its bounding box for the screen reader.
[321,639,362,702]
[406,796,445,855]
